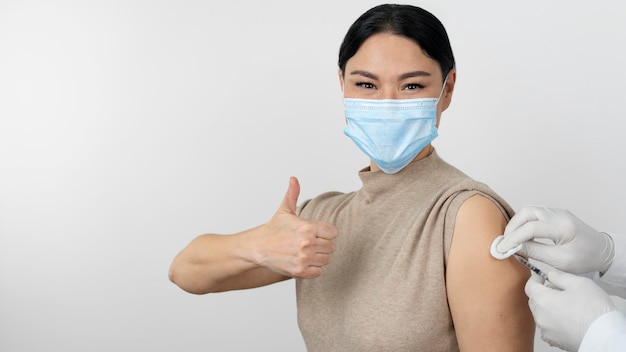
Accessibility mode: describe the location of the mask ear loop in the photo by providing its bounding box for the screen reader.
[436,74,450,103]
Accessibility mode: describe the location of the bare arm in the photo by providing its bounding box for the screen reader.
[168,227,289,294]
[447,195,535,352]
[168,177,338,294]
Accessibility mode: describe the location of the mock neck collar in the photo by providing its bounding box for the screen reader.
[357,149,442,201]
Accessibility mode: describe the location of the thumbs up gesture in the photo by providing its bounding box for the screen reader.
[257,177,338,279]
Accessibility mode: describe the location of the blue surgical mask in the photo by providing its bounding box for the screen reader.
[343,78,448,174]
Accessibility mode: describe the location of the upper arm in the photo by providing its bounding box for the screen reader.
[446,195,535,352]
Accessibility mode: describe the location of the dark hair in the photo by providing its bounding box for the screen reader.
[338,4,455,81]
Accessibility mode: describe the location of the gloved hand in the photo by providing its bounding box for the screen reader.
[526,270,617,351]
[497,206,615,274]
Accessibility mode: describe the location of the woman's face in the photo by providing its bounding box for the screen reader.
[340,33,455,121]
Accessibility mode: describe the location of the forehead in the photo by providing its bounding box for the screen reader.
[345,33,440,77]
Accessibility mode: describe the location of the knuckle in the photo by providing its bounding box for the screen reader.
[292,266,320,279]
[299,222,316,234]
[297,237,315,250]
[292,266,307,278]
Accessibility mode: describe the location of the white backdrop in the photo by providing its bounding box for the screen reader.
[1,1,625,351]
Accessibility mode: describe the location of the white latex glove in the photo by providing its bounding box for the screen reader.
[497,206,615,274]
[526,270,617,351]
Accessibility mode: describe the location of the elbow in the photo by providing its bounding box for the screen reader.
[167,264,179,286]
[168,262,185,290]
[168,262,213,295]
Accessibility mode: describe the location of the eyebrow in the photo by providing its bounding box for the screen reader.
[349,70,431,81]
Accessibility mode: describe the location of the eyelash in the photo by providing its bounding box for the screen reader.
[405,83,425,90]
[355,82,375,89]
[354,82,425,90]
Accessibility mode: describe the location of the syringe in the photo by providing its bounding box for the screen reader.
[513,254,550,282]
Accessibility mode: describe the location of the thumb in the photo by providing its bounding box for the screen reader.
[546,270,579,290]
[278,176,300,215]
[525,272,549,298]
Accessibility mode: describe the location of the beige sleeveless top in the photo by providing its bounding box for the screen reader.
[296,151,514,352]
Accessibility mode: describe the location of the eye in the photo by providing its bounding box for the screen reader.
[355,82,376,89]
[404,83,425,90]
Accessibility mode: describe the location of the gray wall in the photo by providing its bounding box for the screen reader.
[1,1,624,351]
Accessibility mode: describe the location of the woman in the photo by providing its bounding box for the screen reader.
[169,4,535,351]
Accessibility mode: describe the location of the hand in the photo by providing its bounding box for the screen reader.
[497,206,615,274]
[256,176,338,279]
[525,270,616,351]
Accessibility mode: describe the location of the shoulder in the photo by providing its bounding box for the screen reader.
[440,186,514,243]
[424,153,510,208]
[458,194,509,224]
[453,194,509,252]
[297,191,353,219]
[430,152,511,204]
